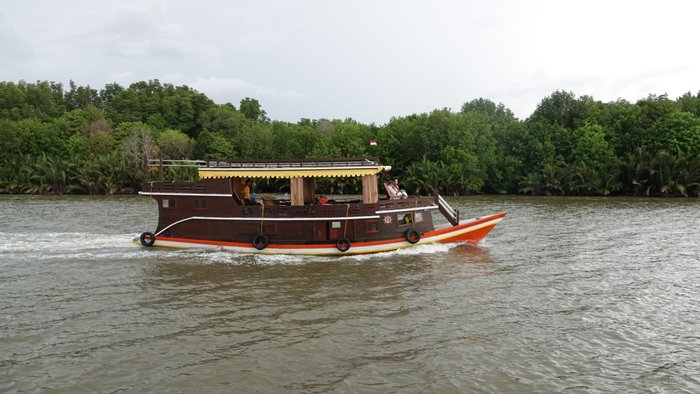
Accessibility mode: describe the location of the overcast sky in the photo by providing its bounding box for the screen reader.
[1,0,698,124]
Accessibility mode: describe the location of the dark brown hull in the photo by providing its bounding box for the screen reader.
[136,178,506,255]
[142,179,436,243]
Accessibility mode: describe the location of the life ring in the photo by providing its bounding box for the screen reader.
[253,234,269,250]
[405,229,420,244]
[336,237,351,252]
[140,231,156,247]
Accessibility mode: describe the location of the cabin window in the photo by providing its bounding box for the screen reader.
[397,213,413,226]
[414,212,423,222]
[365,220,378,233]
[193,199,208,210]
[162,198,175,208]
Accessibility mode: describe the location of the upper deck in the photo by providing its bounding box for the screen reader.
[147,157,391,206]
[144,157,460,226]
[148,157,391,179]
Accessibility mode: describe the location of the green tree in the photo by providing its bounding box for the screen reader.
[635,94,678,154]
[65,80,100,111]
[201,104,248,137]
[652,111,700,153]
[162,89,196,136]
[158,129,193,159]
[311,119,373,158]
[233,123,273,159]
[239,97,268,122]
[570,124,621,195]
[676,91,700,117]
[0,82,28,120]
[193,130,235,159]
[528,90,594,131]
[270,121,318,158]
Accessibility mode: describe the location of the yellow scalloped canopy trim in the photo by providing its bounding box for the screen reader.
[198,166,391,179]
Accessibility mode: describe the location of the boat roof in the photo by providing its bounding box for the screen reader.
[150,158,391,179]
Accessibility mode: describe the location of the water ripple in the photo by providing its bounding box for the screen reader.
[0,195,699,393]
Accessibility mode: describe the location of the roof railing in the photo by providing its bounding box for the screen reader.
[147,159,207,168]
[147,157,383,169]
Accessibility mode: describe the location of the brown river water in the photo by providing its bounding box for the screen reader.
[1,195,698,393]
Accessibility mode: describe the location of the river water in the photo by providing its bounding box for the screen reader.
[1,195,698,393]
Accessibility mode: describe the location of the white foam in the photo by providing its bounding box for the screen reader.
[0,231,178,263]
[201,250,335,266]
[0,232,135,252]
[0,230,468,265]
[339,241,458,261]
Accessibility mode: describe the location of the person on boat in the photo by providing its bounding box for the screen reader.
[242,178,251,204]
[249,189,257,204]
[385,178,407,199]
[317,195,328,205]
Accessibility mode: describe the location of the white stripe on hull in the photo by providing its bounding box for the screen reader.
[138,192,233,197]
[374,205,438,214]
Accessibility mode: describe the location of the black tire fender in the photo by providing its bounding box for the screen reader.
[140,231,156,247]
[253,234,269,250]
[336,237,351,252]
[405,229,420,244]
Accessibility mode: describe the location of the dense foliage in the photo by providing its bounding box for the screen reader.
[1,80,699,196]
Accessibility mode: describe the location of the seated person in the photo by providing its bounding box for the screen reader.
[317,195,328,205]
[384,178,407,199]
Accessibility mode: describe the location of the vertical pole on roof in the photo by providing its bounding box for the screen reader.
[362,174,379,204]
[303,177,315,205]
[290,177,304,206]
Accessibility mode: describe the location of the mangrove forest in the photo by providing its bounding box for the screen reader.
[1,80,699,197]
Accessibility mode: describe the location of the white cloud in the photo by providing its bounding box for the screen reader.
[106,71,137,86]
[1,0,699,123]
[191,77,303,101]
[78,2,222,61]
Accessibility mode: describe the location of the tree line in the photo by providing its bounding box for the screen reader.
[1,79,699,196]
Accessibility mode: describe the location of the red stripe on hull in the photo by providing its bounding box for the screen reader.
[428,212,507,244]
[438,223,498,245]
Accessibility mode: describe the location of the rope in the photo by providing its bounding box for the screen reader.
[343,203,350,238]
[414,197,418,223]
[259,204,265,234]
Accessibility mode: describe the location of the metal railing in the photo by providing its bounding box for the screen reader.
[201,157,383,169]
[434,192,460,226]
[147,159,207,168]
[147,157,383,169]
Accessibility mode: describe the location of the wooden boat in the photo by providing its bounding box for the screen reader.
[135,158,506,255]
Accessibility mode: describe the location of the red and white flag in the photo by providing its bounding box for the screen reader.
[369,139,377,146]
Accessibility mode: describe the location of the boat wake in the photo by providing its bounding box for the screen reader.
[341,242,457,262]
[188,241,461,265]
[1,231,470,266]
[190,250,319,266]
[0,232,171,263]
